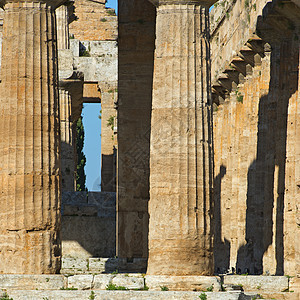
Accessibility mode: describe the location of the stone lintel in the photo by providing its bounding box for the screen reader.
[0,0,67,9]
[148,0,217,8]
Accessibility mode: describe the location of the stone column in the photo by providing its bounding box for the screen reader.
[147,0,216,275]
[60,89,76,191]
[0,0,63,274]
[56,2,77,191]
[56,3,69,50]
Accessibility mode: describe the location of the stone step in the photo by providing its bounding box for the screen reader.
[0,274,298,299]
[1,290,259,300]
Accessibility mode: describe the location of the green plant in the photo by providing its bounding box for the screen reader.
[221,284,226,291]
[251,295,263,300]
[236,90,244,103]
[60,286,78,290]
[76,117,87,191]
[253,3,256,10]
[199,293,207,300]
[89,291,95,300]
[69,34,75,39]
[257,285,261,290]
[101,18,107,22]
[46,278,50,282]
[107,116,115,131]
[226,12,230,19]
[160,286,169,291]
[98,109,102,120]
[0,292,13,300]
[43,298,49,300]
[107,10,115,15]
[245,0,249,8]
[80,50,90,57]
[206,285,213,292]
[106,284,127,290]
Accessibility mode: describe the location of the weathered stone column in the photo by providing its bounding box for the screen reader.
[59,89,76,191]
[147,0,215,275]
[56,2,70,50]
[0,0,63,274]
[56,2,77,191]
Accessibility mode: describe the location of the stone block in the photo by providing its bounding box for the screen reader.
[5,290,251,300]
[118,258,147,273]
[112,274,145,290]
[67,275,93,290]
[93,274,114,290]
[88,258,106,273]
[61,257,88,274]
[223,275,289,292]
[62,191,87,205]
[0,275,64,290]
[145,275,221,291]
[62,216,116,258]
[87,192,116,217]
[101,258,119,273]
[290,277,300,293]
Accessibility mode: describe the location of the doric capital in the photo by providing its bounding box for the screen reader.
[0,0,67,9]
[148,0,217,8]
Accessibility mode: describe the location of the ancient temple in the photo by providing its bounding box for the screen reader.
[0,0,298,291]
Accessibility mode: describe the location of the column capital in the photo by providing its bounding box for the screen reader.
[148,0,217,8]
[0,0,67,9]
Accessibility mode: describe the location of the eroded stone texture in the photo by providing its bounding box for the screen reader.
[60,89,76,191]
[117,0,156,266]
[147,2,214,275]
[0,0,62,274]
[211,0,300,276]
[69,0,117,41]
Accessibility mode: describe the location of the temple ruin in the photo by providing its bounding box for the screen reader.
[0,0,299,298]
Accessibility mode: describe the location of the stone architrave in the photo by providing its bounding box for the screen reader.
[147,0,216,275]
[0,0,64,274]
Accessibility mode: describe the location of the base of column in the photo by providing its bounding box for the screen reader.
[147,239,213,275]
[0,230,61,274]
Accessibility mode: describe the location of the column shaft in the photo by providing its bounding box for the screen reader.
[60,89,76,191]
[148,4,213,275]
[0,1,61,274]
[56,4,69,50]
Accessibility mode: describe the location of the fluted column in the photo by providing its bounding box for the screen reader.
[57,2,76,191]
[56,3,69,50]
[147,0,215,275]
[0,0,63,274]
[60,89,76,191]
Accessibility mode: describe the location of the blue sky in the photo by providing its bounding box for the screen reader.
[82,1,118,191]
[82,104,102,191]
[106,0,118,13]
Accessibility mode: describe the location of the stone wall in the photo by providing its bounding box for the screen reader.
[211,0,300,276]
[61,192,116,258]
[69,0,117,41]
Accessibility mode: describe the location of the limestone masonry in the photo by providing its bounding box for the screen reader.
[0,0,299,298]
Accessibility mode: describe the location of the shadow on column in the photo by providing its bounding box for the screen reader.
[236,38,299,275]
[213,165,231,274]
